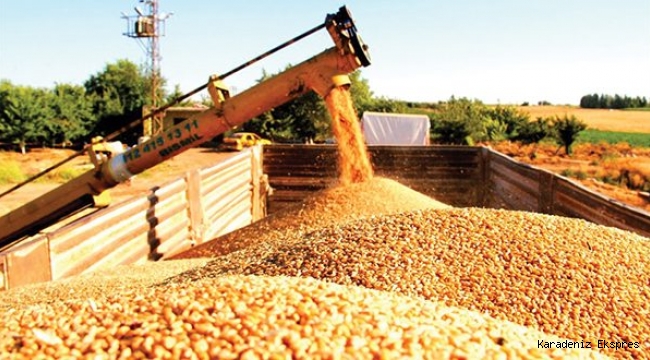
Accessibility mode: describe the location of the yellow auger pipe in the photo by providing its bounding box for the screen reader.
[0,6,371,248]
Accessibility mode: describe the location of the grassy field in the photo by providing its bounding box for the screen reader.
[516,105,650,133]
[576,129,650,147]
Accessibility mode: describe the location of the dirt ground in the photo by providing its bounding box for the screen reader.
[0,147,237,216]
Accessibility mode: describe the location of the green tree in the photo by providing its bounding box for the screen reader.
[165,84,194,106]
[277,91,329,142]
[580,94,599,109]
[0,81,54,153]
[49,83,95,145]
[0,81,11,136]
[85,59,147,114]
[552,114,587,155]
[482,117,508,142]
[430,97,489,144]
[84,59,152,141]
[347,71,373,114]
[366,97,408,114]
[432,118,474,145]
[486,105,529,139]
[580,93,649,109]
[512,117,551,144]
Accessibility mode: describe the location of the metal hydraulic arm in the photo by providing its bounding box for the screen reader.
[0,6,371,248]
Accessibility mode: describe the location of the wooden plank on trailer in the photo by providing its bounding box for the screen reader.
[264,145,485,210]
[485,187,510,210]
[538,169,556,214]
[270,189,322,202]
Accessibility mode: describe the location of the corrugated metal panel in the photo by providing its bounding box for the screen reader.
[46,150,260,280]
[142,189,192,258]
[204,187,253,238]
[80,232,151,275]
[200,158,254,241]
[200,150,251,180]
[202,168,252,220]
[158,219,194,259]
[147,210,191,258]
[49,178,191,280]
[1,148,264,289]
[201,160,251,200]
[204,192,254,240]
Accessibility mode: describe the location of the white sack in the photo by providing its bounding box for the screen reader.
[361,112,430,145]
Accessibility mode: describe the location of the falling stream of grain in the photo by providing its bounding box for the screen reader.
[325,86,373,184]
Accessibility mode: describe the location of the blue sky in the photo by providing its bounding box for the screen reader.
[1,0,648,105]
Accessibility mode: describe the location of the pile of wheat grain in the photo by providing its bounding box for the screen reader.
[175,208,649,359]
[0,275,607,359]
[2,171,646,358]
[0,258,210,312]
[173,176,449,259]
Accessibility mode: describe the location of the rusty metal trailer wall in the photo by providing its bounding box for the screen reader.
[552,174,650,236]
[263,144,484,212]
[264,144,650,238]
[483,149,549,212]
[483,148,650,237]
[0,147,264,290]
[370,146,483,207]
[262,145,338,213]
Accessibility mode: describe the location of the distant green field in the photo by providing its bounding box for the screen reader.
[577,129,650,147]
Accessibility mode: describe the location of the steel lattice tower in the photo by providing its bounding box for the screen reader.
[122,0,172,136]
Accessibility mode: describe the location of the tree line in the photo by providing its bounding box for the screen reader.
[428,97,587,154]
[0,60,166,153]
[1,58,589,155]
[579,93,648,109]
[0,61,405,152]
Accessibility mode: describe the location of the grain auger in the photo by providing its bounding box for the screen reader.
[0,6,371,248]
